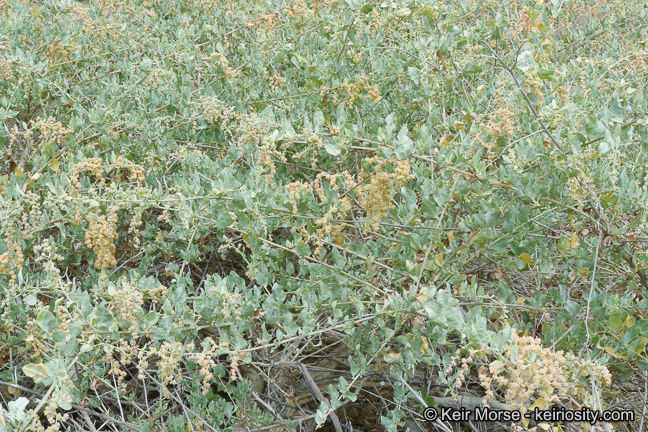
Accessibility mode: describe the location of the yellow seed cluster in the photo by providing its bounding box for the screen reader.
[18,191,44,240]
[186,337,227,395]
[211,52,238,80]
[470,331,612,413]
[208,282,243,320]
[524,72,544,108]
[24,322,48,362]
[567,171,596,208]
[515,6,536,38]
[153,341,185,397]
[229,352,241,381]
[258,143,279,183]
[8,122,34,156]
[70,156,145,190]
[146,67,172,89]
[357,158,414,233]
[324,77,382,106]
[43,386,71,432]
[33,237,64,277]
[0,58,14,80]
[105,339,140,392]
[238,113,267,152]
[55,300,80,337]
[84,208,119,270]
[127,206,145,249]
[251,12,280,34]
[487,107,516,141]
[0,238,24,285]
[45,40,70,65]
[286,181,311,213]
[110,278,145,331]
[197,96,239,132]
[71,157,106,188]
[264,72,286,92]
[31,116,73,151]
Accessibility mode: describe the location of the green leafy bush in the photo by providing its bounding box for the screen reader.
[1,0,648,430]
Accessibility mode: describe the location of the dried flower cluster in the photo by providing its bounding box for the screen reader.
[186,337,225,395]
[516,6,536,38]
[154,341,185,397]
[357,157,414,232]
[323,76,382,106]
[264,72,286,92]
[523,72,545,109]
[45,40,71,65]
[104,339,139,392]
[0,57,13,80]
[212,52,239,80]
[110,278,145,331]
[70,156,145,190]
[286,180,311,213]
[0,237,24,285]
[33,237,64,277]
[146,67,173,89]
[487,106,516,142]
[451,331,614,413]
[567,170,596,208]
[84,207,119,270]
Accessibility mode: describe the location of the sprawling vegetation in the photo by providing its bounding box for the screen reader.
[1,0,648,430]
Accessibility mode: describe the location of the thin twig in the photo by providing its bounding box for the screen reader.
[299,363,343,432]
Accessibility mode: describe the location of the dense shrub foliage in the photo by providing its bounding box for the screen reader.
[1,0,648,431]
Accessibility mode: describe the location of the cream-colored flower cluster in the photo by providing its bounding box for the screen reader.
[357,157,414,233]
[469,331,613,414]
[196,96,240,137]
[84,207,119,270]
[104,339,139,392]
[0,237,24,285]
[312,171,355,251]
[251,12,279,34]
[258,140,284,184]
[515,6,536,38]
[567,170,596,208]
[286,158,413,248]
[0,58,14,80]
[286,181,311,213]
[153,341,185,397]
[45,40,71,65]
[24,321,48,362]
[212,52,239,80]
[238,113,267,153]
[146,67,173,89]
[71,157,106,188]
[70,156,145,191]
[33,237,64,277]
[18,191,45,240]
[264,72,286,92]
[209,282,243,320]
[322,76,382,106]
[110,277,145,332]
[285,170,354,252]
[7,122,34,156]
[186,337,226,395]
[43,380,72,432]
[487,106,516,142]
[524,72,545,109]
